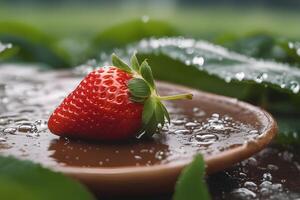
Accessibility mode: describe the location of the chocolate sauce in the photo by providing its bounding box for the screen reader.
[1,65,299,199]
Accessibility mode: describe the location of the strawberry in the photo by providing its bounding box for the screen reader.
[48,53,192,140]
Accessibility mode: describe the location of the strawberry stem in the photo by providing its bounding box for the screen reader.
[157,93,193,101]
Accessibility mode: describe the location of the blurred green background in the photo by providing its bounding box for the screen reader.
[1,0,300,68]
[1,0,300,39]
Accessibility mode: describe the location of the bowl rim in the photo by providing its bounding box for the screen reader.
[52,82,277,177]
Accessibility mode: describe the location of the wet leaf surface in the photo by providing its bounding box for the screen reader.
[80,37,300,135]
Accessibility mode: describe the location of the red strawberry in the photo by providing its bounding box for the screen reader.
[48,53,192,141]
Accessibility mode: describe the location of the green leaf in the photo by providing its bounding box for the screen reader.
[141,97,175,136]
[173,154,211,200]
[140,60,155,88]
[130,53,140,72]
[0,22,71,68]
[143,114,159,137]
[215,33,300,68]
[155,101,165,127]
[98,37,300,114]
[0,156,95,200]
[133,38,300,95]
[159,101,170,123]
[111,53,132,73]
[128,78,151,98]
[142,97,156,126]
[129,96,147,103]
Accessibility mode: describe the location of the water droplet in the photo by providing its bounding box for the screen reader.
[18,124,38,133]
[185,60,191,65]
[248,130,259,135]
[263,173,272,181]
[239,172,247,178]
[192,107,200,112]
[247,157,258,166]
[289,81,299,93]
[0,137,6,143]
[3,127,17,135]
[0,118,9,126]
[260,181,272,189]
[174,129,191,135]
[225,76,232,83]
[235,72,245,81]
[26,132,40,138]
[192,56,204,66]
[267,164,279,171]
[255,73,268,83]
[155,150,168,160]
[259,181,283,196]
[134,155,142,160]
[288,42,294,49]
[211,113,219,118]
[141,15,149,23]
[185,122,199,129]
[244,181,258,191]
[172,119,186,125]
[297,48,300,56]
[194,134,217,145]
[192,108,206,117]
[231,188,257,199]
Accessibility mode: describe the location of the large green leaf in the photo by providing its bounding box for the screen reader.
[92,37,300,114]
[0,156,95,200]
[133,38,300,94]
[173,154,211,200]
[215,33,300,67]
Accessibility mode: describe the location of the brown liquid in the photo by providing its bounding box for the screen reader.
[0,65,260,168]
[1,66,300,199]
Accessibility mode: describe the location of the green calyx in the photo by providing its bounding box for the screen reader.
[111,53,193,138]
